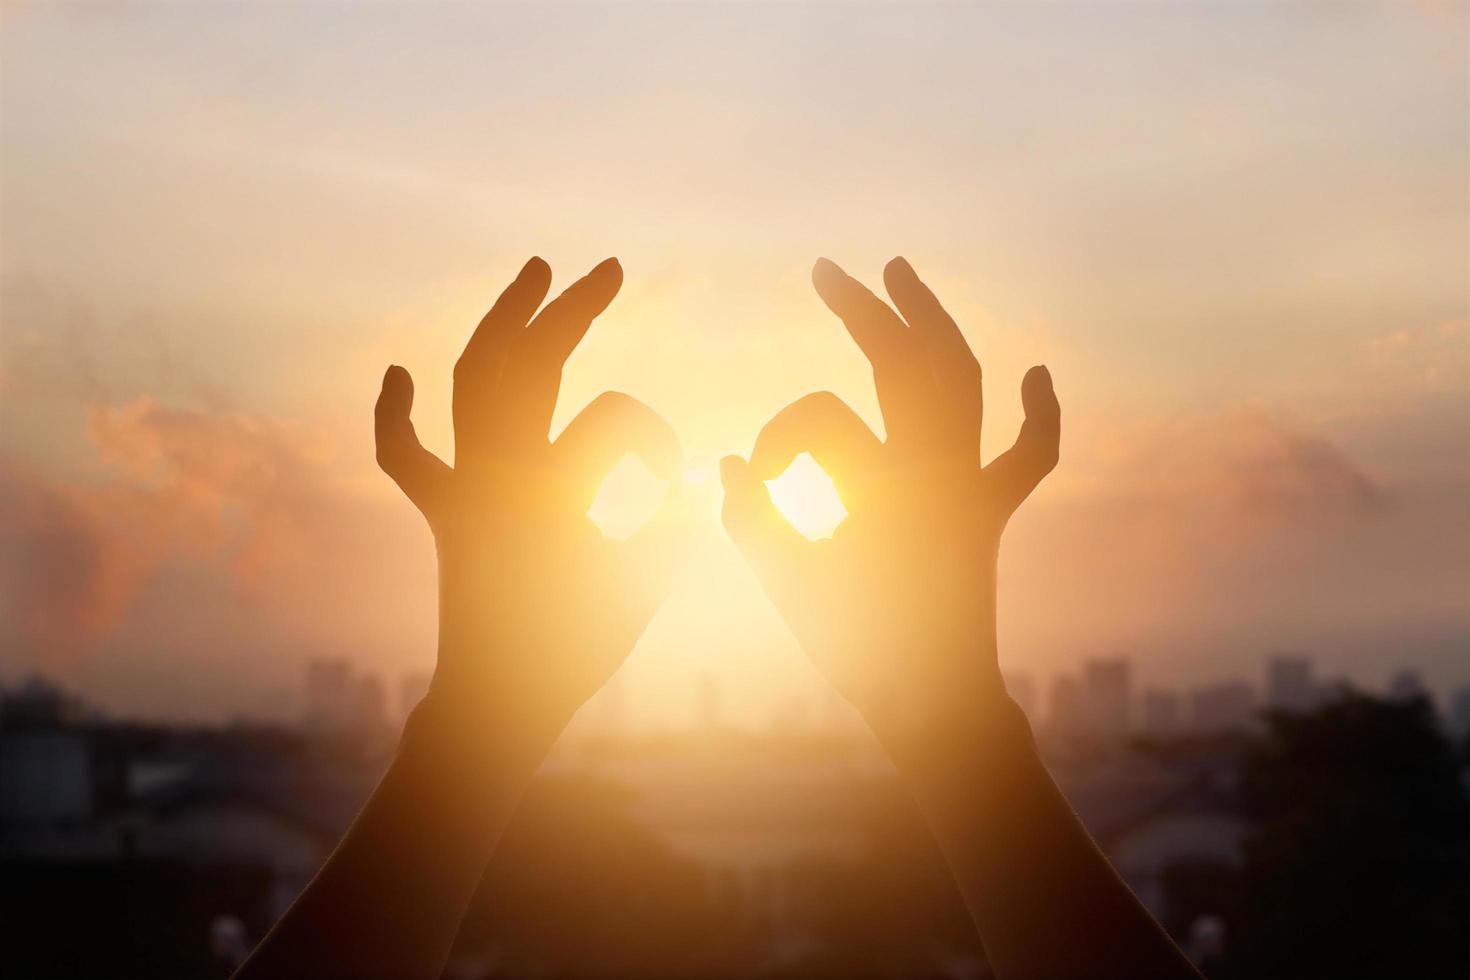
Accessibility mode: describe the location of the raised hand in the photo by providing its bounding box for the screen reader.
[721,258,1195,979]
[375,256,687,732]
[721,256,1059,739]
[236,257,688,980]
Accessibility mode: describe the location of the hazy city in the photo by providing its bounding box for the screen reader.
[5,649,1468,977]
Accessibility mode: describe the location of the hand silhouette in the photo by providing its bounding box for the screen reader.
[721,257,1059,738]
[238,258,689,980]
[375,256,687,731]
[720,262,1194,979]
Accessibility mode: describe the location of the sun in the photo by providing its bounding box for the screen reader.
[766,453,848,540]
[588,454,668,540]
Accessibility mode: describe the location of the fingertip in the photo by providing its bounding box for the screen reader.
[584,258,624,304]
[719,454,748,486]
[1021,364,1060,418]
[812,257,843,289]
[520,255,551,281]
[381,364,413,397]
[883,255,914,280]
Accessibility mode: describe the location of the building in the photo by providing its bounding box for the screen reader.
[2,680,1254,979]
[1140,689,1183,737]
[1190,681,1257,734]
[1050,674,1083,734]
[1083,658,1132,736]
[303,659,354,732]
[351,674,386,734]
[1266,654,1317,713]
[0,730,94,824]
[302,659,387,736]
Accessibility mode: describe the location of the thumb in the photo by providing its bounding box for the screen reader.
[375,365,452,523]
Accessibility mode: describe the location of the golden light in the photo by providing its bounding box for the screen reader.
[765,453,848,541]
[588,454,667,540]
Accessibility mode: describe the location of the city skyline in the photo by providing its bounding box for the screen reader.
[13,646,1470,743]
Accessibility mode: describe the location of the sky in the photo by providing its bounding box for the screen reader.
[1,1,1467,728]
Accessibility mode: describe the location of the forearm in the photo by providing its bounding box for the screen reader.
[235,687,561,980]
[889,693,1199,980]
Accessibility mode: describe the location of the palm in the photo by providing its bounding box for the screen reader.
[374,257,686,724]
[722,258,1059,732]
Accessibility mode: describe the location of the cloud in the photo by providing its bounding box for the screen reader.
[84,396,338,595]
[3,388,1465,720]
[1001,407,1467,683]
[1083,407,1383,527]
[0,461,145,660]
[0,395,437,715]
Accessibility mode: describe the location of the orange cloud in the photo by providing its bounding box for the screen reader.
[2,395,434,683]
[84,396,340,595]
[0,461,146,660]
[1000,405,1470,686]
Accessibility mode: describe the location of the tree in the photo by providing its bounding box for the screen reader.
[1230,693,1470,979]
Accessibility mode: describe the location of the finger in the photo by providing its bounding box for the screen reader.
[522,256,623,364]
[811,258,933,451]
[495,258,623,449]
[553,391,682,513]
[983,365,1061,515]
[376,365,452,521]
[720,454,815,600]
[453,257,553,465]
[748,391,882,504]
[883,257,983,456]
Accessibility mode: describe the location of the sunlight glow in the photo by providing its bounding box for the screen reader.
[766,453,847,541]
[589,454,666,540]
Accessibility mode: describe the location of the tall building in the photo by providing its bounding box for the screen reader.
[351,673,387,734]
[1190,681,1257,734]
[1050,674,1082,734]
[303,659,388,736]
[1266,653,1317,713]
[1083,658,1132,736]
[1141,689,1183,737]
[304,658,354,732]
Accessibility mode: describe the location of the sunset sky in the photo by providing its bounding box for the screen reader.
[2,2,1467,728]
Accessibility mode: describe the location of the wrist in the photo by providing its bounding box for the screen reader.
[874,689,1037,785]
[856,646,1009,748]
[397,681,566,786]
